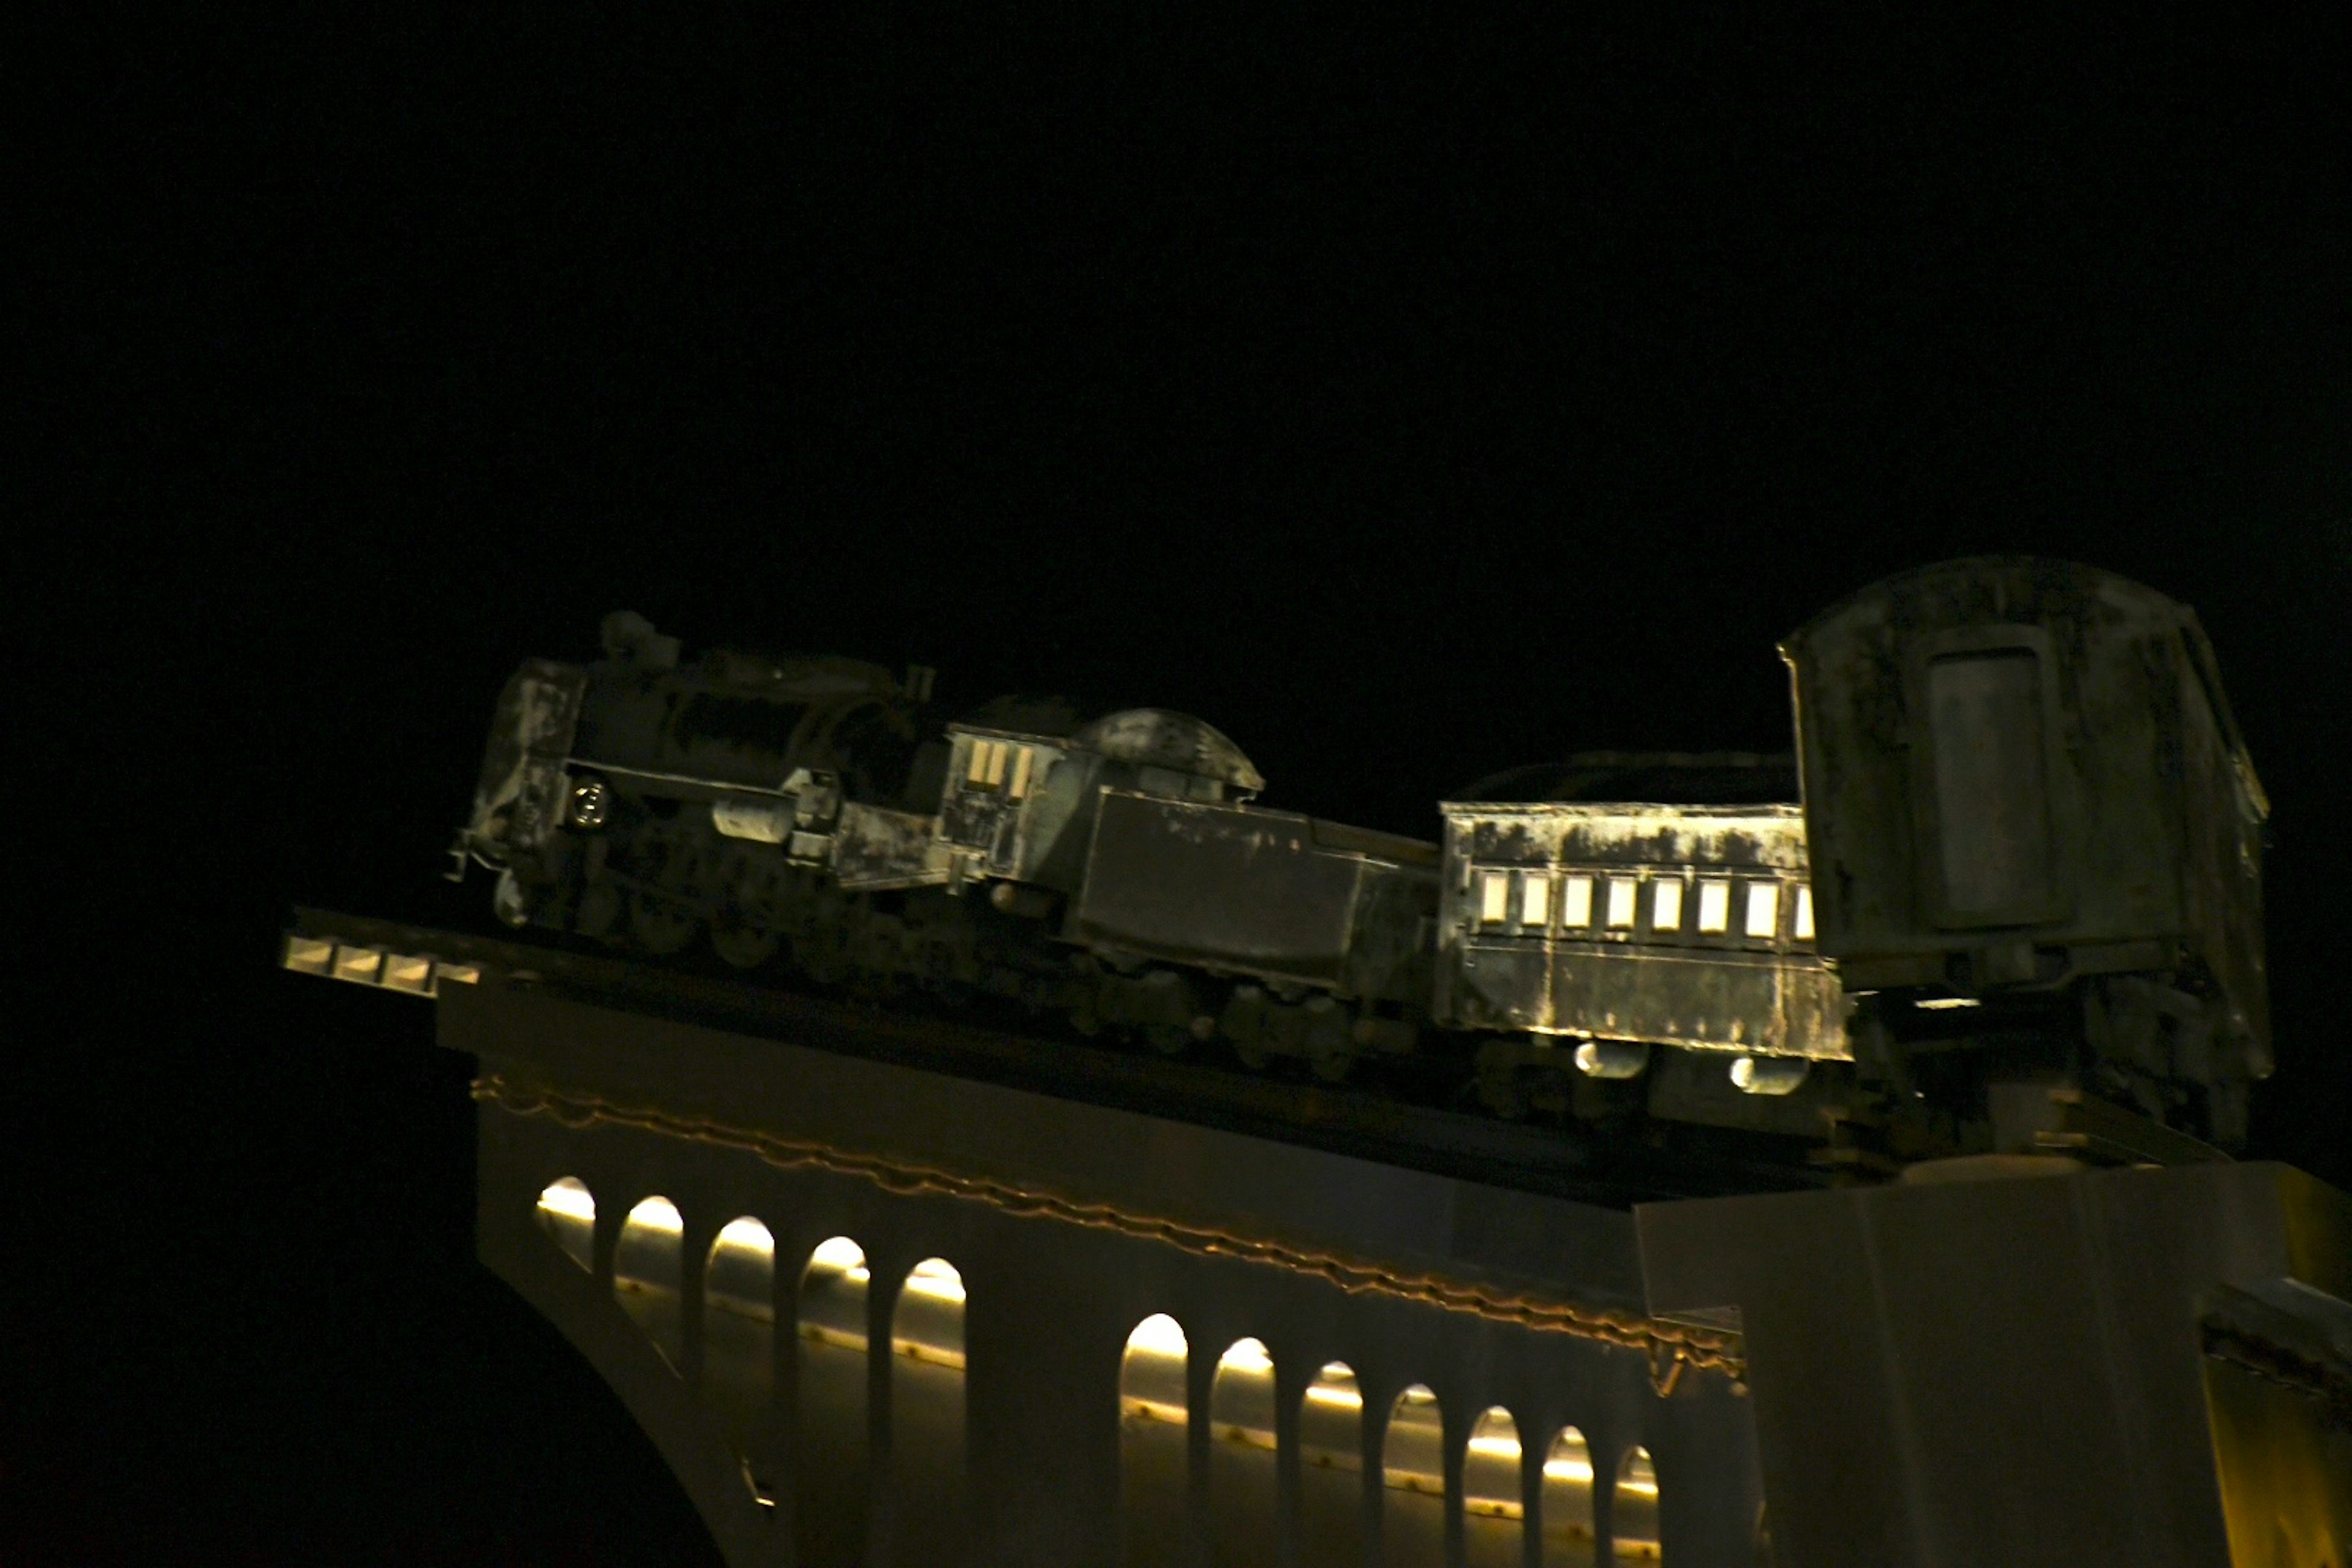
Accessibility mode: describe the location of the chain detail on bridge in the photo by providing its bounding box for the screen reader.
[473,1071,1745,1395]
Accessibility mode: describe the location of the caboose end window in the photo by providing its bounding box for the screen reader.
[1924,647,2058,922]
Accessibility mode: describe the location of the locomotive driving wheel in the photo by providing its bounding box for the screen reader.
[709,914,778,970]
[627,890,698,956]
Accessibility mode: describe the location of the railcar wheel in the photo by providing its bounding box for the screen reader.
[1308,1042,1354,1084]
[627,891,698,956]
[492,870,532,929]
[1142,1022,1191,1057]
[709,917,778,970]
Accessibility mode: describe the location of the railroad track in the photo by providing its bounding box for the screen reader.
[283,905,1833,1207]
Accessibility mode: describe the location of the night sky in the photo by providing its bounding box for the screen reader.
[26,11,2351,1562]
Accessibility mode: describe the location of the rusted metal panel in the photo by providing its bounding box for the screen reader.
[1781,557,2267,1054]
[1436,802,1847,1060]
[1068,791,1438,997]
[830,802,953,891]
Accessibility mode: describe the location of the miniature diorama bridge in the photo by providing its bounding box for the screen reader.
[288,911,2352,1567]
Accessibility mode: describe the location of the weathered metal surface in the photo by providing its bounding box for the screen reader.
[1781,557,2271,1147]
[1436,803,1848,1060]
[828,801,953,891]
[1782,559,2266,1016]
[1068,791,1440,1001]
[1066,707,1265,796]
[453,657,586,868]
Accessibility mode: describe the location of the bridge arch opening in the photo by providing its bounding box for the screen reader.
[1382,1384,1446,1567]
[1541,1427,1596,1566]
[1119,1313,1190,1568]
[889,1257,969,1560]
[1208,1338,1276,1566]
[536,1177,595,1272]
[1298,1361,1365,1567]
[1612,1445,1660,1562]
[614,1196,684,1370]
[1464,1406,1525,1568]
[796,1237,870,1568]
[703,1216,776,1494]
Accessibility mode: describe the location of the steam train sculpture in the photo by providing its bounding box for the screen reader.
[450,559,2272,1168]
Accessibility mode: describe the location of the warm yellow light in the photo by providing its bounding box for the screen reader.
[1217,1337,1272,1376]
[712,1216,774,1261]
[1468,1434,1522,1461]
[537,1178,595,1224]
[1545,1427,1594,1483]
[1121,1395,1189,1424]
[624,1196,682,1235]
[902,1257,965,1305]
[807,1235,869,1285]
[1305,1384,1363,1412]
[1126,1313,1188,1360]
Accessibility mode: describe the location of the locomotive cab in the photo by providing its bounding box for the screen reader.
[936,709,1266,895]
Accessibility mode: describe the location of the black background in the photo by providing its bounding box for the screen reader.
[22,10,2351,1562]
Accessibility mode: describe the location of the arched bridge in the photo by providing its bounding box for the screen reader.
[285,911,1766,1566]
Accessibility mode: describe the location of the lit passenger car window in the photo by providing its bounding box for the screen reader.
[1746,881,1781,939]
[1561,875,1594,928]
[1605,879,1637,929]
[1794,883,1814,941]
[1697,880,1731,933]
[1520,873,1550,929]
[1651,879,1684,933]
[1480,872,1510,924]
[1008,745,1035,801]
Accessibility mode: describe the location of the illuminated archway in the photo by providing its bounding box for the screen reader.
[1463,1406,1524,1568]
[613,1196,683,1370]
[1382,1385,1446,1567]
[1613,1446,1660,1562]
[1208,1338,1276,1566]
[1298,1362,1364,1567]
[1542,1427,1596,1566]
[535,1177,594,1273]
[1119,1314,1190,1568]
[890,1258,968,1560]
[796,1237,870,1568]
[702,1217,775,1493]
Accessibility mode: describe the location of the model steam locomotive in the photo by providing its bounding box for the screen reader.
[449,559,2271,1166]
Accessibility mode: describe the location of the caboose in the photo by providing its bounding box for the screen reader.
[1782,556,2271,1148]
